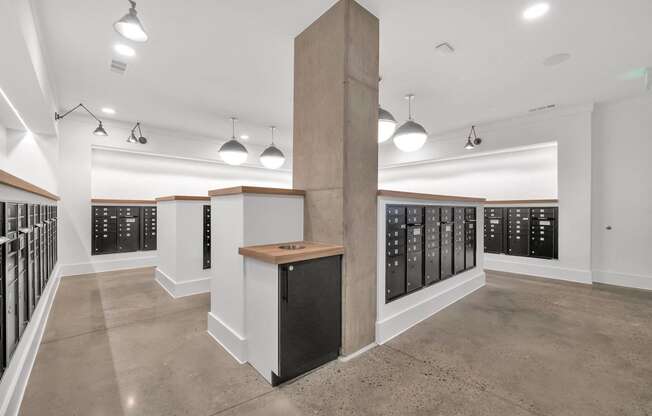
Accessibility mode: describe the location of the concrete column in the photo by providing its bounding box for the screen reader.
[293,0,379,355]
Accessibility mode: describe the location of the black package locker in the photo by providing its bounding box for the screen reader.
[92,206,118,254]
[140,206,157,251]
[39,205,46,292]
[424,206,440,286]
[406,225,423,293]
[27,205,36,318]
[17,204,28,338]
[530,208,558,259]
[440,210,454,280]
[507,208,530,257]
[275,256,341,386]
[1,202,6,374]
[453,207,466,274]
[4,209,20,366]
[117,207,140,253]
[203,205,211,269]
[33,205,41,306]
[465,207,477,270]
[385,205,406,302]
[484,207,505,254]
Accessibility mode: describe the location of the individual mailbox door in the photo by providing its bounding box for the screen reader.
[425,206,440,227]
[465,222,476,270]
[424,249,440,286]
[440,245,453,279]
[406,226,423,254]
[386,205,406,228]
[453,221,465,274]
[484,218,504,253]
[92,206,118,254]
[140,206,157,251]
[406,206,423,225]
[118,217,140,252]
[406,253,423,293]
[5,279,18,363]
[385,256,406,302]
[18,270,27,337]
[530,218,556,259]
[440,207,453,223]
[465,207,476,221]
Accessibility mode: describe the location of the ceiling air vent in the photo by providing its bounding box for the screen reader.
[110,59,127,75]
[528,104,556,113]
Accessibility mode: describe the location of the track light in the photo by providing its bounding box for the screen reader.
[393,94,428,152]
[219,117,248,166]
[465,125,482,150]
[126,121,147,144]
[260,126,285,169]
[54,103,108,136]
[114,0,148,42]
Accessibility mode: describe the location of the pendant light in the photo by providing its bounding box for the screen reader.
[219,117,248,166]
[260,126,286,169]
[464,125,482,150]
[114,0,148,42]
[378,107,397,143]
[54,103,108,136]
[393,94,428,152]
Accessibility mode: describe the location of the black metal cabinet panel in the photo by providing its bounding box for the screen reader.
[453,221,465,274]
[0,237,4,374]
[275,256,341,386]
[5,278,18,364]
[425,206,440,227]
[18,270,27,337]
[117,216,140,252]
[203,205,211,269]
[465,207,476,221]
[440,207,453,223]
[92,206,118,255]
[140,206,157,251]
[465,222,476,270]
[424,249,440,286]
[484,217,504,253]
[440,244,453,280]
[530,217,557,259]
[406,252,423,293]
[386,205,406,227]
[386,255,406,301]
[507,208,530,257]
[406,226,423,254]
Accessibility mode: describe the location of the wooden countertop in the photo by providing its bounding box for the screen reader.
[208,186,306,197]
[485,199,558,204]
[239,241,344,264]
[155,195,210,202]
[0,169,60,201]
[377,189,486,203]
[91,198,157,204]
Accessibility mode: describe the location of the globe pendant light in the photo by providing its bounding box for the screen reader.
[378,107,397,143]
[260,126,286,169]
[219,117,248,166]
[393,94,428,152]
[114,0,148,42]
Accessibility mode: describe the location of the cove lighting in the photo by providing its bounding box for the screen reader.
[0,85,31,132]
[523,3,550,20]
[114,43,135,57]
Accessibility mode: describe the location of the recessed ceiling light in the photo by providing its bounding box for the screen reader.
[543,53,571,66]
[102,107,116,115]
[240,134,249,140]
[523,2,550,20]
[114,43,135,57]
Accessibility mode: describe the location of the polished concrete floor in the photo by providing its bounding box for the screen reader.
[20,268,652,416]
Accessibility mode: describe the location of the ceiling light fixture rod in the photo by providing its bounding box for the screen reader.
[54,103,102,124]
[406,94,414,120]
[270,126,276,145]
[231,117,237,138]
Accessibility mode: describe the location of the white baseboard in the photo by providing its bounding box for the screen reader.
[375,271,485,345]
[592,270,652,291]
[154,268,210,298]
[0,263,62,416]
[484,255,592,284]
[206,312,247,364]
[339,342,376,362]
[60,255,158,277]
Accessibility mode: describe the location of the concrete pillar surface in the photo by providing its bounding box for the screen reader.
[293,0,379,355]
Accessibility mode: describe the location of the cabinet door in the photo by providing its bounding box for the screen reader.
[277,256,341,385]
[424,249,440,286]
[385,255,406,301]
[117,217,140,252]
[5,279,18,363]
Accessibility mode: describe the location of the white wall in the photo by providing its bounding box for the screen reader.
[92,148,291,199]
[591,94,652,290]
[379,105,593,284]
[58,116,292,275]
[379,144,557,200]
[1,128,58,194]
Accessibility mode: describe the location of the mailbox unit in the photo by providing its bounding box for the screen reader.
[483,206,558,260]
[92,205,157,255]
[385,203,478,303]
[1,200,58,379]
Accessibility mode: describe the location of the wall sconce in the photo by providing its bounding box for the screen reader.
[127,121,147,144]
[54,103,108,136]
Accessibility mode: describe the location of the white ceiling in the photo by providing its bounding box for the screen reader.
[34,0,652,149]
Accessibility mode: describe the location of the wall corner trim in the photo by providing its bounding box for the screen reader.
[154,268,210,298]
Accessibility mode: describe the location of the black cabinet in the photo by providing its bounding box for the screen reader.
[386,255,406,301]
[203,205,212,269]
[440,222,454,279]
[92,206,118,254]
[507,208,530,257]
[406,253,423,293]
[424,249,440,286]
[530,210,558,259]
[406,206,423,225]
[273,256,341,386]
[141,206,157,251]
[465,221,476,270]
